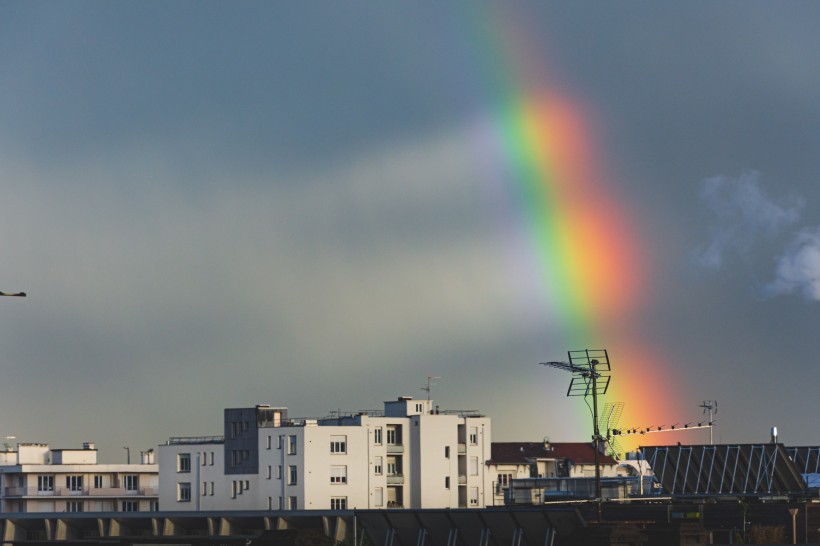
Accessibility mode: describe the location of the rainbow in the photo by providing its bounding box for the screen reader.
[465,5,689,452]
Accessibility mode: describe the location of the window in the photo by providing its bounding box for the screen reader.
[37,475,54,492]
[445,446,450,459]
[266,465,272,479]
[374,487,383,507]
[66,501,83,513]
[330,497,347,510]
[66,475,83,492]
[374,456,383,475]
[122,500,139,512]
[209,452,214,465]
[209,481,215,496]
[94,475,103,489]
[373,427,383,445]
[469,427,478,445]
[386,427,398,445]
[231,481,237,498]
[267,435,272,450]
[202,481,208,495]
[387,458,398,476]
[288,465,297,485]
[150,500,159,511]
[288,435,297,455]
[178,453,191,473]
[268,497,273,510]
[330,435,347,454]
[277,465,283,479]
[278,435,284,449]
[201,452,207,466]
[289,496,298,510]
[470,456,479,476]
[124,475,139,491]
[330,465,347,484]
[497,473,512,487]
[178,482,191,502]
[445,476,450,489]
[469,487,479,506]
[415,403,422,412]
[278,496,283,510]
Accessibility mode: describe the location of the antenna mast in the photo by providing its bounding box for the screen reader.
[541,348,610,513]
[699,400,718,444]
[421,376,440,402]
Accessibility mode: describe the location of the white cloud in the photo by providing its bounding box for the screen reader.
[765,227,820,301]
[692,171,803,270]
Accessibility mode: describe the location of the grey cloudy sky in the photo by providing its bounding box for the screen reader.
[2,2,820,460]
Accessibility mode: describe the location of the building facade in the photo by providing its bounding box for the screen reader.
[0,443,158,513]
[158,397,492,511]
[487,441,621,505]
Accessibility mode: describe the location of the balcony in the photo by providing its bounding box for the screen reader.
[4,486,26,496]
[458,443,466,455]
[386,474,404,485]
[458,475,467,485]
[3,486,158,498]
[386,443,404,454]
[89,486,157,497]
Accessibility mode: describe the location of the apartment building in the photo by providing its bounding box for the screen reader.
[158,396,492,511]
[0,442,158,513]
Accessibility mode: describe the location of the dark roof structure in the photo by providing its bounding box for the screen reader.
[786,446,820,476]
[491,442,617,466]
[642,444,807,497]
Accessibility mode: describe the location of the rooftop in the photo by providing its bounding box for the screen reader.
[491,442,617,465]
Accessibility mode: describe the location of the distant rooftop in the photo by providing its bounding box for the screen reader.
[166,436,224,445]
[491,442,617,466]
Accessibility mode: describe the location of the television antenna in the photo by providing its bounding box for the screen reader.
[421,376,440,401]
[600,402,625,458]
[699,400,718,444]
[608,401,717,450]
[541,348,610,505]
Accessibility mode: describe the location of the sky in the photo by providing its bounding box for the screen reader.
[2,2,820,462]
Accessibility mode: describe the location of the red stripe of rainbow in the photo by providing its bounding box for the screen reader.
[465,5,688,451]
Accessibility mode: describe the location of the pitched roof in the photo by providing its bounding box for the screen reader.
[490,442,617,465]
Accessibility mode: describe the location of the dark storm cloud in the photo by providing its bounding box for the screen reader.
[3,2,820,456]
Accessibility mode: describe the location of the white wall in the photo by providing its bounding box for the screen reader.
[157,442,223,511]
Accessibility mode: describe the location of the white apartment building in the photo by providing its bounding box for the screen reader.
[0,442,158,513]
[158,396,492,511]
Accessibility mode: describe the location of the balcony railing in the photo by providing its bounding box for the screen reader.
[386,474,404,485]
[386,444,404,454]
[3,486,157,497]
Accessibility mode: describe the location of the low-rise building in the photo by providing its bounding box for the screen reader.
[487,441,621,505]
[0,442,158,513]
[158,396,492,511]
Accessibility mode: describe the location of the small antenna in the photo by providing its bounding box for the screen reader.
[699,400,718,444]
[421,376,440,401]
